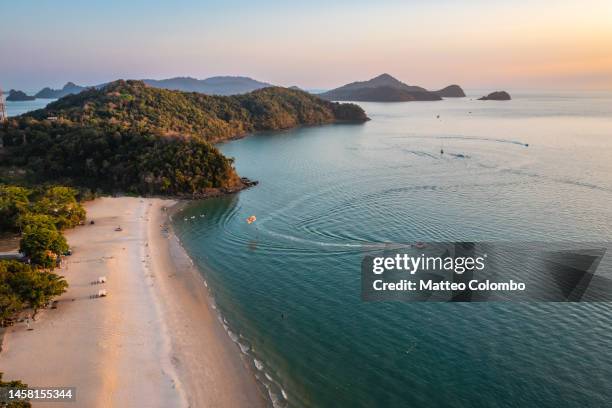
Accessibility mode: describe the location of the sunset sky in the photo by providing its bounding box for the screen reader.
[2,0,612,91]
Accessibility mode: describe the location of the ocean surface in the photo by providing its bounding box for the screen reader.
[174,91,612,408]
[5,98,56,117]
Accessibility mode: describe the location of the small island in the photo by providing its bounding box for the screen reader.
[6,89,36,101]
[478,91,511,101]
[433,85,466,97]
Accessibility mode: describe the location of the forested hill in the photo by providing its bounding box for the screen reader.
[0,80,368,196]
[21,80,368,143]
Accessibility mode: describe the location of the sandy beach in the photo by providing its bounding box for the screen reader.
[0,197,264,407]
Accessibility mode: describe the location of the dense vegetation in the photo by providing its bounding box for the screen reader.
[0,186,86,234]
[0,372,31,407]
[1,80,366,196]
[0,260,67,323]
[1,124,241,195]
[0,188,83,398]
[0,185,82,325]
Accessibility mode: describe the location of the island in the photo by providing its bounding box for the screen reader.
[1,80,368,197]
[34,76,276,99]
[34,82,87,99]
[433,84,466,97]
[478,91,511,100]
[319,73,466,102]
[6,89,36,101]
[142,76,273,95]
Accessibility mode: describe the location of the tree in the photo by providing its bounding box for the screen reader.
[0,372,31,407]
[4,263,67,319]
[19,223,68,269]
[0,283,22,327]
[0,185,31,232]
[16,213,56,232]
[31,186,86,230]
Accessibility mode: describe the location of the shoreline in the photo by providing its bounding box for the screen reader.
[152,199,266,407]
[0,197,265,407]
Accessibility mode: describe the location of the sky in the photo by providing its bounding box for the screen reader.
[2,0,612,92]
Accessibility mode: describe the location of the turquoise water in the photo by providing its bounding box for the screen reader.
[173,92,612,407]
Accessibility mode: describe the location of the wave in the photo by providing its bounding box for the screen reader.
[254,359,264,371]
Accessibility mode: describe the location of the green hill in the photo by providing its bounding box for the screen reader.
[0,80,367,196]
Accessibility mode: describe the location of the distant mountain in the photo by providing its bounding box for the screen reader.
[142,76,273,95]
[433,85,466,97]
[6,89,36,101]
[320,74,453,102]
[478,91,511,101]
[31,76,273,99]
[35,82,87,99]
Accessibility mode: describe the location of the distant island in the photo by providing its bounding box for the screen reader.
[35,82,87,99]
[479,91,511,101]
[6,89,36,101]
[319,74,465,102]
[29,76,274,100]
[142,76,272,95]
[433,85,466,98]
[1,80,367,196]
[25,75,469,102]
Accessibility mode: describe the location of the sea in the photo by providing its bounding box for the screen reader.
[5,98,55,118]
[173,91,612,408]
[10,93,612,407]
